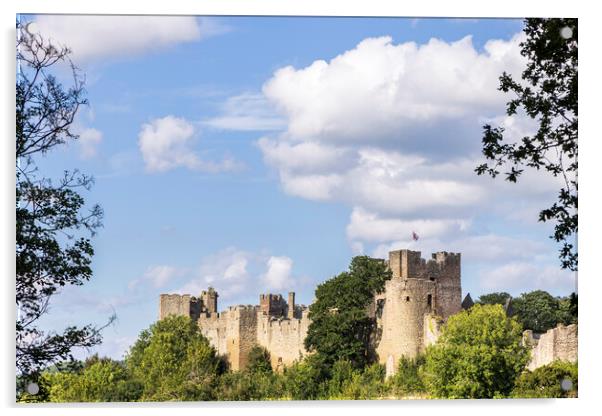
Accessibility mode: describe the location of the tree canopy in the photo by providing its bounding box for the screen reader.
[423,304,529,398]
[125,315,222,401]
[476,18,578,271]
[511,290,576,333]
[304,256,391,369]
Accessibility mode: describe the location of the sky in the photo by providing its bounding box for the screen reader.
[20,15,577,360]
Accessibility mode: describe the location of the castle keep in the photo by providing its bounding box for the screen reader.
[159,249,461,376]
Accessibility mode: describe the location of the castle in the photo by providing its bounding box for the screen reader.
[159,249,462,377]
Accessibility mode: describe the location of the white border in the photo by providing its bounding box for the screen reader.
[2,1,600,415]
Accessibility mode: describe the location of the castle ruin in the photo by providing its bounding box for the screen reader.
[160,249,461,376]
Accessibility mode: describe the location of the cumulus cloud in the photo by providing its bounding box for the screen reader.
[174,248,298,301]
[30,15,228,62]
[254,34,534,230]
[261,256,294,290]
[263,34,525,145]
[137,115,240,173]
[255,32,565,268]
[177,247,251,298]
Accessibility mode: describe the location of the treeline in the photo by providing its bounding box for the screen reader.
[18,308,577,402]
[17,256,578,402]
[477,290,577,333]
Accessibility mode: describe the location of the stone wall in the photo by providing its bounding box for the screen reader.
[256,309,310,371]
[525,324,578,371]
[159,294,201,320]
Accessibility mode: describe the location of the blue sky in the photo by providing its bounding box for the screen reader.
[21,15,576,359]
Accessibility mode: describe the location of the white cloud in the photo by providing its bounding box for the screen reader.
[347,207,469,243]
[137,115,240,173]
[177,247,251,298]
[31,15,227,62]
[262,256,294,290]
[202,93,286,131]
[263,34,525,144]
[77,127,102,159]
[174,248,298,301]
[255,31,565,276]
[480,262,576,295]
[129,265,186,290]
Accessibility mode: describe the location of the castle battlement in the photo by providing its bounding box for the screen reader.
[158,249,462,376]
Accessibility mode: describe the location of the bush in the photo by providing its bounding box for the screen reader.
[423,304,529,398]
[25,358,142,402]
[247,346,272,375]
[337,363,386,400]
[512,360,578,398]
[282,355,328,400]
[389,355,426,396]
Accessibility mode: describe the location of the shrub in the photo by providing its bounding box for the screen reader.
[389,355,426,396]
[512,360,578,398]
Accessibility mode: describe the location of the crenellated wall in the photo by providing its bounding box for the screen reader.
[256,308,310,371]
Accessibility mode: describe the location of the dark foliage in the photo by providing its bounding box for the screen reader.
[16,20,109,380]
[304,256,391,369]
[476,18,578,270]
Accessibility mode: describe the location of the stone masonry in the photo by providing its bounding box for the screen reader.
[524,323,578,371]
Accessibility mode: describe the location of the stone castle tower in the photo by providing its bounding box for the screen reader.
[374,249,461,376]
[159,249,462,377]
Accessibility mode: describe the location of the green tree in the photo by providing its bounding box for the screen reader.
[337,363,386,400]
[557,292,578,326]
[43,357,141,402]
[512,290,565,333]
[16,20,110,382]
[282,355,328,400]
[512,360,577,398]
[246,345,272,375]
[304,256,391,369]
[125,315,221,401]
[326,359,355,398]
[477,292,511,306]
[389,355,426,397]
[423,304,529,398]
[476,18,578,271]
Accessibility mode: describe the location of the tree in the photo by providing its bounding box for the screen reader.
[246,345,272,375]
[16,20,110,380]
[512,290,571,333]
[304,256,392,369]
[42,357,142,402]
[512,360,578,398]
[388,355,426,396]
[125,315,222,401]
[423,304,529,398]
[477,292,511,306]
[476,19,578,271]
